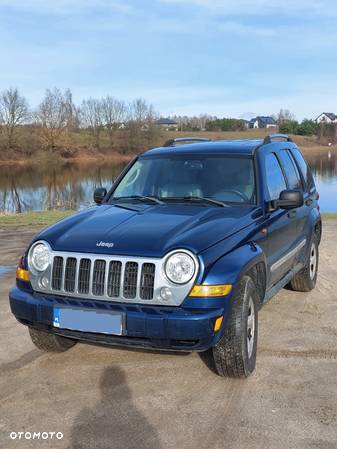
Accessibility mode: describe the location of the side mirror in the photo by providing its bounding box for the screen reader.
[94,187,107,204]
[269,189,303,211]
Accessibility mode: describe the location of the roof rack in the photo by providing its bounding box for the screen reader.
[263,134,293,145]
[163,137,211,147]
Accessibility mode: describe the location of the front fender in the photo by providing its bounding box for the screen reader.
[182,243,266,310]
[203,243,266,287]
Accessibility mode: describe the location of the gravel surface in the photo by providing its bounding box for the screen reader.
[1,222,337,449]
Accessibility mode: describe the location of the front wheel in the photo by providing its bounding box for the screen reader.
[29,327,77,352]
[211,275,259,378]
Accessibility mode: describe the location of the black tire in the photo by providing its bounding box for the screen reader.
[29,327,77,352]
[211,275,259,378]
[289,236,318,292]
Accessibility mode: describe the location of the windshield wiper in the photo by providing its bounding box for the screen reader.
[112,195,165,205]
[161,196,228,207]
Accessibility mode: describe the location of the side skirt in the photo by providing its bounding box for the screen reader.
[263,263,303,304]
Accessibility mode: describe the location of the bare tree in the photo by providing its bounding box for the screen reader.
[101,96,126,146]
[128,98,155,125]
[0,88,29,150]
[64,88,79,131]
[274,108,295,124]
[125,98,159,151]
[36,88,67,150]
[80,98,104,149]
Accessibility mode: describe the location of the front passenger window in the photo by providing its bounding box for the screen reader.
[264,153,287,201]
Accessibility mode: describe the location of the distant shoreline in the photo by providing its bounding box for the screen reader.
[0,130,335,166]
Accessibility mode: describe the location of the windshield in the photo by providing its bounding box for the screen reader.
[110,155,256,205]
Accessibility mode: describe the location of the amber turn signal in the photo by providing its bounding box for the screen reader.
[16,267,30,282]
[214,316,224,332]
[16,257,29,281]
[189,284,232,297]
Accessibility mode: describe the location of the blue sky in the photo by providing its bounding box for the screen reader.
[0,0,337,120]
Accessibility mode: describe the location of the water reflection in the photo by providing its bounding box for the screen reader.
[306,152,337,213]
[0,152,336,213]
[0,162,126,213]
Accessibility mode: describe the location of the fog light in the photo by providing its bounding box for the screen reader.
[160,287,172,301]
[39,276,49,289]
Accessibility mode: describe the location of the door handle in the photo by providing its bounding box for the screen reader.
[305,198,313,206]
[288,210,297,219]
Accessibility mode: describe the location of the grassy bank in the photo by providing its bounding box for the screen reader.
[0,210,75,226]
[0,129,335,166]
[1,210,336,228]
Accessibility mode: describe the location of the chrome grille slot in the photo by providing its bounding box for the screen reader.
[123,262,138,299]
[52,256,63,291]
[92,260,106,296]
[140,263,155,300]
[107,261,122,297]
[64,257,77,292]
[78,259,91,294]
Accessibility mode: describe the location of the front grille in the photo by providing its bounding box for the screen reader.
[64,257,77,292]
[51,255,155,301]
[140,263,156,300]
[92,260,106,296]
[51,256,63,290]
[123,262,138,299]
[78,259,91,294]
[107,261,122,297]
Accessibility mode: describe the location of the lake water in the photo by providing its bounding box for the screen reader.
[0,151,336,213]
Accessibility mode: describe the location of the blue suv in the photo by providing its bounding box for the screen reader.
[10,134,321,378]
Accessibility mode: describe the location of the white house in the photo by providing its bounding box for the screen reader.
[315,113,337,124]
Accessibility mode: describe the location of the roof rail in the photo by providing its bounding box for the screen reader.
[263,134,293,145]
[163,137,211,147]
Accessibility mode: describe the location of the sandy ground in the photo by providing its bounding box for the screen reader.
[0,222,337,449]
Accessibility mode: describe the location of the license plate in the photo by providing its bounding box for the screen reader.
[53,307,123,335]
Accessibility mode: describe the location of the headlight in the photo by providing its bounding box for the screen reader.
[28,241,51,272]
[164,251,196,284]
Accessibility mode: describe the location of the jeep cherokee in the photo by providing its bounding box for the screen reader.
[9,134,321,378]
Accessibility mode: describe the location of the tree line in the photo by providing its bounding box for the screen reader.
[0,87,159,154]
[1,88,334,156]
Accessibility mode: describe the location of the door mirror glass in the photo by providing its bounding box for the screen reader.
[94,187,107,204]
[276,189,303,210]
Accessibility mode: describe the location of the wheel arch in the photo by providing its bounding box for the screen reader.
[202,243,267,306]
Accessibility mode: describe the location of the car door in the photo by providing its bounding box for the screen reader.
[278,148,308,243]
[289,147,318,239]
[262,152,298,286]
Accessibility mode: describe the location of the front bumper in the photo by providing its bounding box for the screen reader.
[9,287,229,352]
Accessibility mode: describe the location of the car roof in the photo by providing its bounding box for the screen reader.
[142,139,264,157]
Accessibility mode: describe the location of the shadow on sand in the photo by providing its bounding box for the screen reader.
[70,366,160,449]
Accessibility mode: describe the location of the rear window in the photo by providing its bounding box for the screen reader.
[278,150,302,190]
[291,147,316,192]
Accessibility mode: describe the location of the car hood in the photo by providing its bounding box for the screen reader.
[37,204,255,257]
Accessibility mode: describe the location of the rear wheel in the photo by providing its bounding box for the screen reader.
[211,275,259,378]
[289,236,318,292]
[29,327,77,352]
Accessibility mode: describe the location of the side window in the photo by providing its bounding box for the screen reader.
[291,147,316,192]
[278,150,302,190]
[264,153,287,201]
